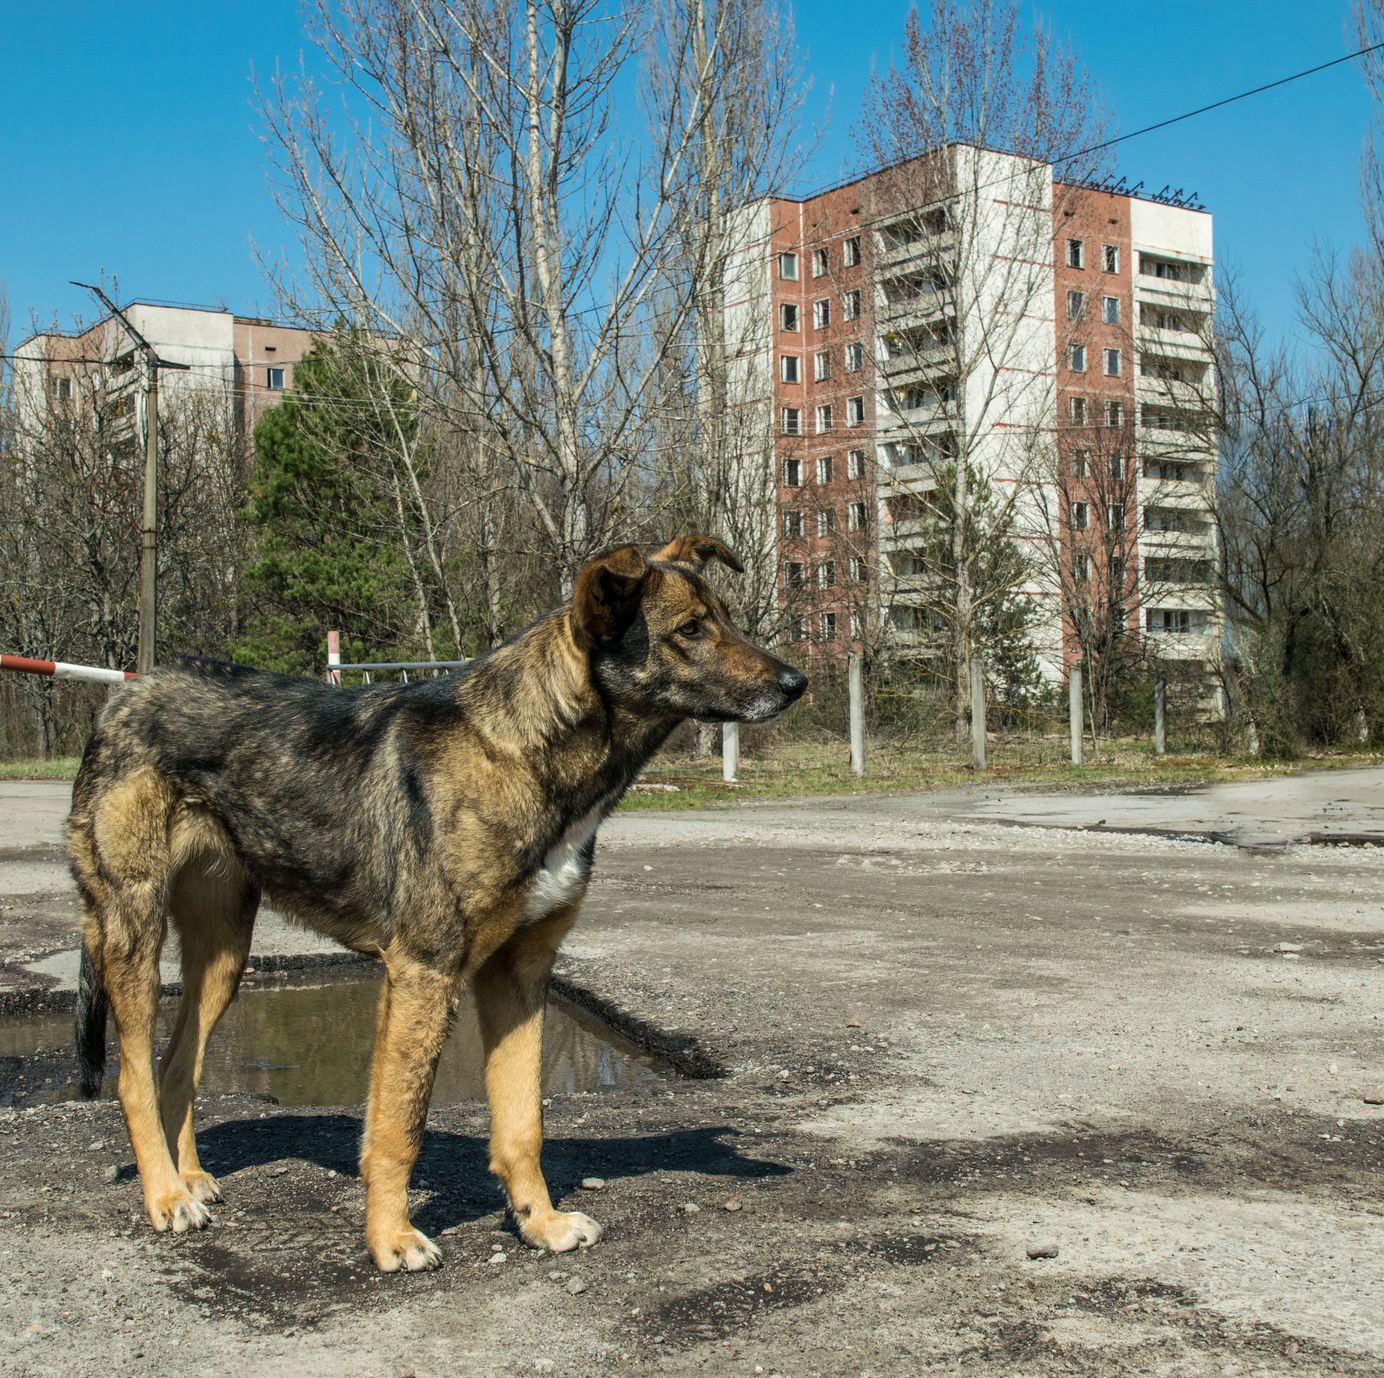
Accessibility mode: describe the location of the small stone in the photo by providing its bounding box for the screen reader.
[547,1270,566,1281]
[846,1019,861,1028]
[580,1177,606,1191]
[1026,1242,1059,1260]
[1364,1087,1384,1105]
[488,1251,507,1265]
[565,1277,587,1296]
[723,1197,743,1213]
[1274,942,1302,953]
[87,1140,106,1152]
[101,1165,119,1184]
[682,1202,701,1214]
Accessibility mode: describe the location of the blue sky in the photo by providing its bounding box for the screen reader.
[1,2,1373,348]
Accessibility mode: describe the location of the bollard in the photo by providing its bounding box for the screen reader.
[1069,665,1083,766]
[722,720,740,783]
[970,656,987,771]
[1154,670,1167,756]
[327,629,342,687]
[848,653,866,777]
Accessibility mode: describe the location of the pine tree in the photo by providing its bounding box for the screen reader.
[234,339,424,675]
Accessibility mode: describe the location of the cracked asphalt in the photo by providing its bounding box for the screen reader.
[0,772,1381,1377]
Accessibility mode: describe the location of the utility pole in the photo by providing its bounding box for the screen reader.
[73,282,190,674]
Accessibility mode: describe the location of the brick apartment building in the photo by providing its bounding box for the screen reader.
[12,301,323,457]
[725,145,1221,686]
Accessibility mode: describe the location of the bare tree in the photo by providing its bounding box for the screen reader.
[856,0,1111,730]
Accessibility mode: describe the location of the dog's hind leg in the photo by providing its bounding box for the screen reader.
[473,906,601,1254]
[160,825,258,1205]
[91,771,211,1234]
[360,951,458,1272]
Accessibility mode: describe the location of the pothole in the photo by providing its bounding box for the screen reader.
[0,972,673,1108]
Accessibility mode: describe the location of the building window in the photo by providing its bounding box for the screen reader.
[847,448,866,480]
[850,609,863,639]
[816,455,833,484]
[843,236,861,267]
[1072,501,1089,530]
[1071,449,1089,478]
[817,507,835,537]
[815,404,833,434]
[820,612,837,641]
[783,458,801,486]
[817,560,836,588]
[1073,552,1090,583]
[1067,238,1084,269]
[1108,451,1124,481]
[1069,396,1087,425]
[847,395,865,426]
[811,248,828,277]
[1068,344,1086,373]
[785,561,805,588]
[778,251,798,279]
[1103,296,1120,325]
[267,366,286,390]
[780,354,800,383]
[53,377,72,401]
[849,555,868,583]
[845,342,864,372]
[842,289,861,321]
[1067,290,1085,319]
[781,406,801,434]
[1104,399,1123,428]
[813,298,831,329]
[814,350,831,382]
[1104,348,1122,377]
[1103,244,1119,273]
[783,510,804,539]
[779,303,799,331]
[789,616,808,642]
[1107,503,1125,530]
[847,500,866,531]
[1147,608,1192,635]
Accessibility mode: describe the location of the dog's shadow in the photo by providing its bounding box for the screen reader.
[197,1114,791,1236]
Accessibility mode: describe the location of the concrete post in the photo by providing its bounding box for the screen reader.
[970,656,987,771]
[1154,670,1167,756]
[137,363,159,675]
[848,652,866,777]
[327,630,342,687]
[1069,665,1083,766]
[722,721,740,783]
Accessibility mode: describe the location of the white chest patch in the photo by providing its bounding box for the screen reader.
[523,801,609,924]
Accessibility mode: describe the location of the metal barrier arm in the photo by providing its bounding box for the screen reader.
[0,654,135,685]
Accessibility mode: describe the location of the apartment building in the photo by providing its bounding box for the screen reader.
[12,301,322,458]
[728,146,1220,686]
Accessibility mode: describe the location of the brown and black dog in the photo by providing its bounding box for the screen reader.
[68,535,806,1271]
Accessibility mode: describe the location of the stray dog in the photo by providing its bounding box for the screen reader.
[69,535,807,1271]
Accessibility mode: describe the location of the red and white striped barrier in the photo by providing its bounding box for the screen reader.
[0,654,136,685]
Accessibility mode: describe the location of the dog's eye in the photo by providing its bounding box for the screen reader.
[676,619,701,639]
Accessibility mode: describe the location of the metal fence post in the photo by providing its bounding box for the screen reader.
[1069,665,1084,766]
[1154,669,1167,756]
[722,721,740,783]
[970,656,987,771]
[848,652,866,777]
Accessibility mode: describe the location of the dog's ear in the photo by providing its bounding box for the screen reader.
[571,545,649,649]
[651,533,745,574]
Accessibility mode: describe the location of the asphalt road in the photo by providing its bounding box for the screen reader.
[1,772,1381,1376]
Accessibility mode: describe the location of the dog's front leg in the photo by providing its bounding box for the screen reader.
[473,907,602,1253]
[360,952,458,1272]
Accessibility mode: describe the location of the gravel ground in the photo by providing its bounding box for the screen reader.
[0,774,1381,1377]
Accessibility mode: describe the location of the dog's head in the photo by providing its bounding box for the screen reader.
[570,534,808,723]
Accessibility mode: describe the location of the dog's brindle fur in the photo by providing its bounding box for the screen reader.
[68,535,806,1271]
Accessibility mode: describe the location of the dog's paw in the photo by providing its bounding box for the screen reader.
[519,1208,603,1253]
[147,1189,212,1235]
[369,1226,443,1273]
[180,1170,222,1204]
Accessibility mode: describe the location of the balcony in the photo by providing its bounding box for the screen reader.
[879,339,953,380]
[878,401,958,437]
[1135,374,1209,409]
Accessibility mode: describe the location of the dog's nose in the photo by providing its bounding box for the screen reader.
[777,666,808,700]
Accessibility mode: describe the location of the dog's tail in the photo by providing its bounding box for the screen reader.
[75,941,109,1100]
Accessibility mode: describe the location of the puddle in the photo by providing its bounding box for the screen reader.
[0,975,670,1108]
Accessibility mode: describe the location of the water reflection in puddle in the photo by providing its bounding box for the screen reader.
[0,975,669,1107]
